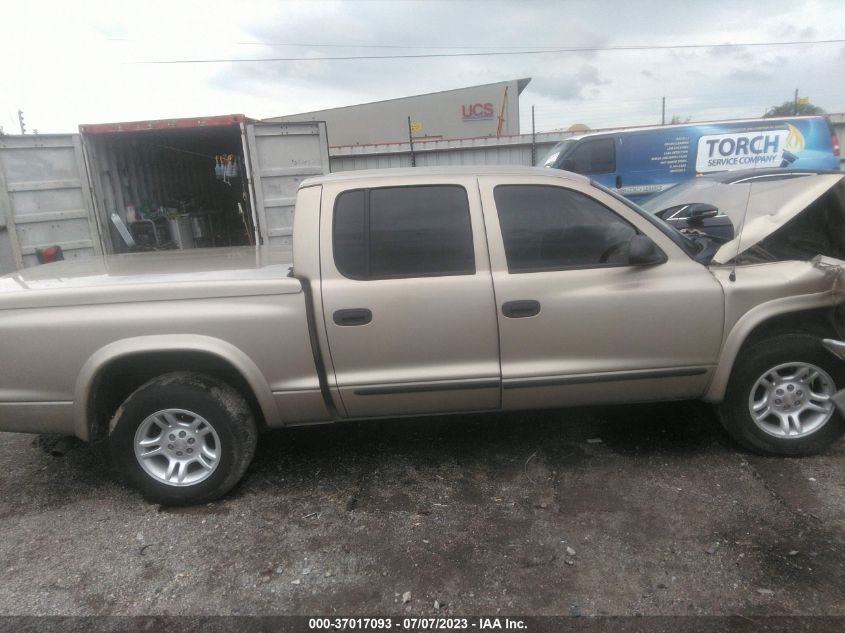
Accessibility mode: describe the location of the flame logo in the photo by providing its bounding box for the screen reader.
[784,124,805,152]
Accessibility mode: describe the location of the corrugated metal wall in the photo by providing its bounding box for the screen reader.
[329,131,579,172]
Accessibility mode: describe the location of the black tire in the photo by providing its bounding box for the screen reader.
[719,332,845,455]
[109,371,257,505]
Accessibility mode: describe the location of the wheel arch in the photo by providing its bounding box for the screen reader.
[74,335,280,441]
[704,296,839,403]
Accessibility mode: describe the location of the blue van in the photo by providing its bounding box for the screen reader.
[542,116,841,201]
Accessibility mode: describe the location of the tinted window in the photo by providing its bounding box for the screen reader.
[333,185,475,279]
[494,185,636,272]
[567,138,615,174]
[333,189,367,277]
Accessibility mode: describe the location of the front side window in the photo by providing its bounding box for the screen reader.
[567,138,616,174]
[542,140,574,168]
[333,185,475,280]
[494,185,636,273]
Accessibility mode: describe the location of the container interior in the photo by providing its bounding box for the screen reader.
[84,124,255,254]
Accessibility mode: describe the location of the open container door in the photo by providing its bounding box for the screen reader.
[80,114,260,255]
[0,134,101,270]
[245,121,330,250]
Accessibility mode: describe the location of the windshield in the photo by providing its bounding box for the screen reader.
[542,140,575,168]
[638,180,694,213]
[591,181,703,257]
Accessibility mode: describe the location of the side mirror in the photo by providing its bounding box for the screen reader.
[685,203,719,225]
[628,234,666,266]
[560,158,576,172]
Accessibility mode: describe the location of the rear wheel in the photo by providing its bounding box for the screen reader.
[109,372,257,505]
[719,333,845,455]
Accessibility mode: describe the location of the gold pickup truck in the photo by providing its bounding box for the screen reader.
[2,166,845,505]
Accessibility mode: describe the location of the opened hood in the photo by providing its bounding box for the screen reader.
[702,174,845,264]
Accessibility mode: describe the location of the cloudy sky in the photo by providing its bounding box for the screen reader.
[2,0,844,137]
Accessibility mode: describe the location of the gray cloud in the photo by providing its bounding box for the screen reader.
[202,0,844,132]
[209,0,615,113]
[773,23,818,39]
[728,68,774,81]
[7,0,841,134]
[707,45,754,62]
[92,20,128,39]
[531,65,611,102]
[760,55,788,67]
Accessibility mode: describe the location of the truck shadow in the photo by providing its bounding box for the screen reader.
[232,400,739,508]
[252,399,731,468]
[24,400,733,510]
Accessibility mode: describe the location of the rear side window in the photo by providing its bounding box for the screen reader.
[567,138,616,174]
[333,185,475,279]
[494,185,636,273]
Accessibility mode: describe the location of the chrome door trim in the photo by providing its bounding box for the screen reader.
[354,378,501,396]
[503,366,709,390]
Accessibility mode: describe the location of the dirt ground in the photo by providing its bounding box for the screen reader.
[0,401,844,618]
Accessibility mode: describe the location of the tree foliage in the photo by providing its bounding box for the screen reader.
[764,100,826,117]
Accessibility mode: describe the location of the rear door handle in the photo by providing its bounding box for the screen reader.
[502,300,541,318]
[333,308,372,326]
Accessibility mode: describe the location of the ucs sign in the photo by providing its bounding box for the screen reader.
[462,103,494,121]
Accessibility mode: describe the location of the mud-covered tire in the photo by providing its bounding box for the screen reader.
[109,372,257,505]
[719,333,845,455]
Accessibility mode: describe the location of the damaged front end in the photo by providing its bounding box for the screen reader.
[711,174,845,266]
[821,339,845,417]
[706,174,845,416]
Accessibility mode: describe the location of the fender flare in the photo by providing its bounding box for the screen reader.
[704,291,835,403]
[73,334,280,440]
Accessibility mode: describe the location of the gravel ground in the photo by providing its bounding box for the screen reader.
[0,401,844,617]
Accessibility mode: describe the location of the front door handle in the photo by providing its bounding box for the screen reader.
[502,300,541,318]
[333,308,373,326]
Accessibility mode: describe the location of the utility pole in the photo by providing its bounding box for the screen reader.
[407,116,416,168]
[17,110,26,134]
[794,88,799,115]
[661,97,666,125]
[530,106,536,166]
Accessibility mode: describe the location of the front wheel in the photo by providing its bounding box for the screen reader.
[719,333,845,455]
[109,372,258,505]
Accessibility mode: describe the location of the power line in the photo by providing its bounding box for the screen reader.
[107,37,572,51]
[135,38,845,64]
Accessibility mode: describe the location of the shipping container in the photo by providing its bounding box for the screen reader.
[0,115,330,272]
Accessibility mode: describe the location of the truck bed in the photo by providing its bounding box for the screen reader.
[0,246,300,310]
[0,244,325,438]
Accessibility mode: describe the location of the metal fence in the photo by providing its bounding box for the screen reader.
[330,116,845,172]
[329,130,579,172]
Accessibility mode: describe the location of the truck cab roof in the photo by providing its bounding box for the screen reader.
[301,165,590,188]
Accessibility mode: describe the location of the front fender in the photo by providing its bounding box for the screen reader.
[73,334,280,440]
[704,291,836,403]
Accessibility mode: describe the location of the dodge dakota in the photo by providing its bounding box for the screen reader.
[2,166,845,505]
